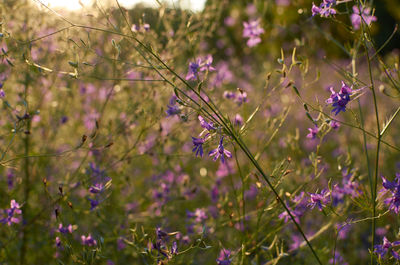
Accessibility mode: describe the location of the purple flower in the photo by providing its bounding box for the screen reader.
[381,173,400,214]
[89,183,105,194]
[192,137,206,157]
[216,249,231,265]
[308,189,331,211]
[234,114,244,126]
[187,208,208,223]
[55,236,62,248]
[351,5,377,30]
[88,198,99,210]
[198,115,216,131]
[200,55,216,72]
[81,234,97,246]
[330,120,340,129]
[58,223,73,234]
[1,199,22,226]
[171,241,178,255]
[374,237,400,260]
[185,55,216,80]
[311,0,337,17]
[186,59,202,80]
[235,91,248,106]
[223,91,236,100]
[243,19,264,47]
[209,137,232,164]
[326,82,353,115]
[306,126,319,139]
[0,89,5,98]
[166,95,181,117]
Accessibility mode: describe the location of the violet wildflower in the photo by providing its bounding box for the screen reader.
[374,237,400,260]
[308,189,331,211]
[235,91,248,106]
[234,114,244,126]
[326,81,353,115]
[223,91,236,100]
[89,183,105,194]
[0,89,5,98]
[278,204,301,224]
[311,0,337,17]
[200,55,216,72]
[186,58,202,80]
[209,137,232,164]
[88,198,99,210]
[187,208,208,223]
[243,19,264,47]
[351,5,377,30]
[192,137,206,157]
[55,236,62,248]
[1,199,22,226]
[381,173,400,214]
[306,126,319,140]
[171,241,178,255]
[58,223,73,234]
[166,95,181,117]
[329,120,340,129]
[216,249,231,265]
[185,55,216,81]
[198,115,215,131]
[81,234,97,246]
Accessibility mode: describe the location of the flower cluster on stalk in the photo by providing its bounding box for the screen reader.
[381,173,400,214]
[0,200,22,226]
[311,0,337,17]
[185,55,215,81]
[326,81,353,115]
[243,19,264,47]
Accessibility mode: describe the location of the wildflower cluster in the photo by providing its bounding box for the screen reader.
[185,55,215,81]
[311,0,337,17]
[242,19,264,47]
[381,173,400,214]
[326,81,353,115]
[0,200,22,226]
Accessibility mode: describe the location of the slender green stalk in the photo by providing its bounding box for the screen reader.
[359,3,381,262]
[20,73,31,265]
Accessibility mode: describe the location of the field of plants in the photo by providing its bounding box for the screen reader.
[0,0,400,264]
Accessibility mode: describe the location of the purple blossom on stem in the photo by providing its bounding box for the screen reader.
[186,58,202,80]
[326,81,353,115]
[351,5,377,30]
[374,237,400,260]
[200,55,216,72]
[0,89,5,98]
[216,249,231,265]
[81,234,97,246]
[58,223,73,234]
[198,115,215,131]
[89,183,105,194]
[381,173,400,214]
[1,200,22,226]
[192,136,206,157]
[209,137,232,164]
[308,189,331,211]
[243,19,264,47]
[88,198,100,210]
[187,208,208,223]
[166,95,181,117]
[223,91,236,99]
[185,55,216,80]
[306,126,319,140]
[311,0,337,17]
